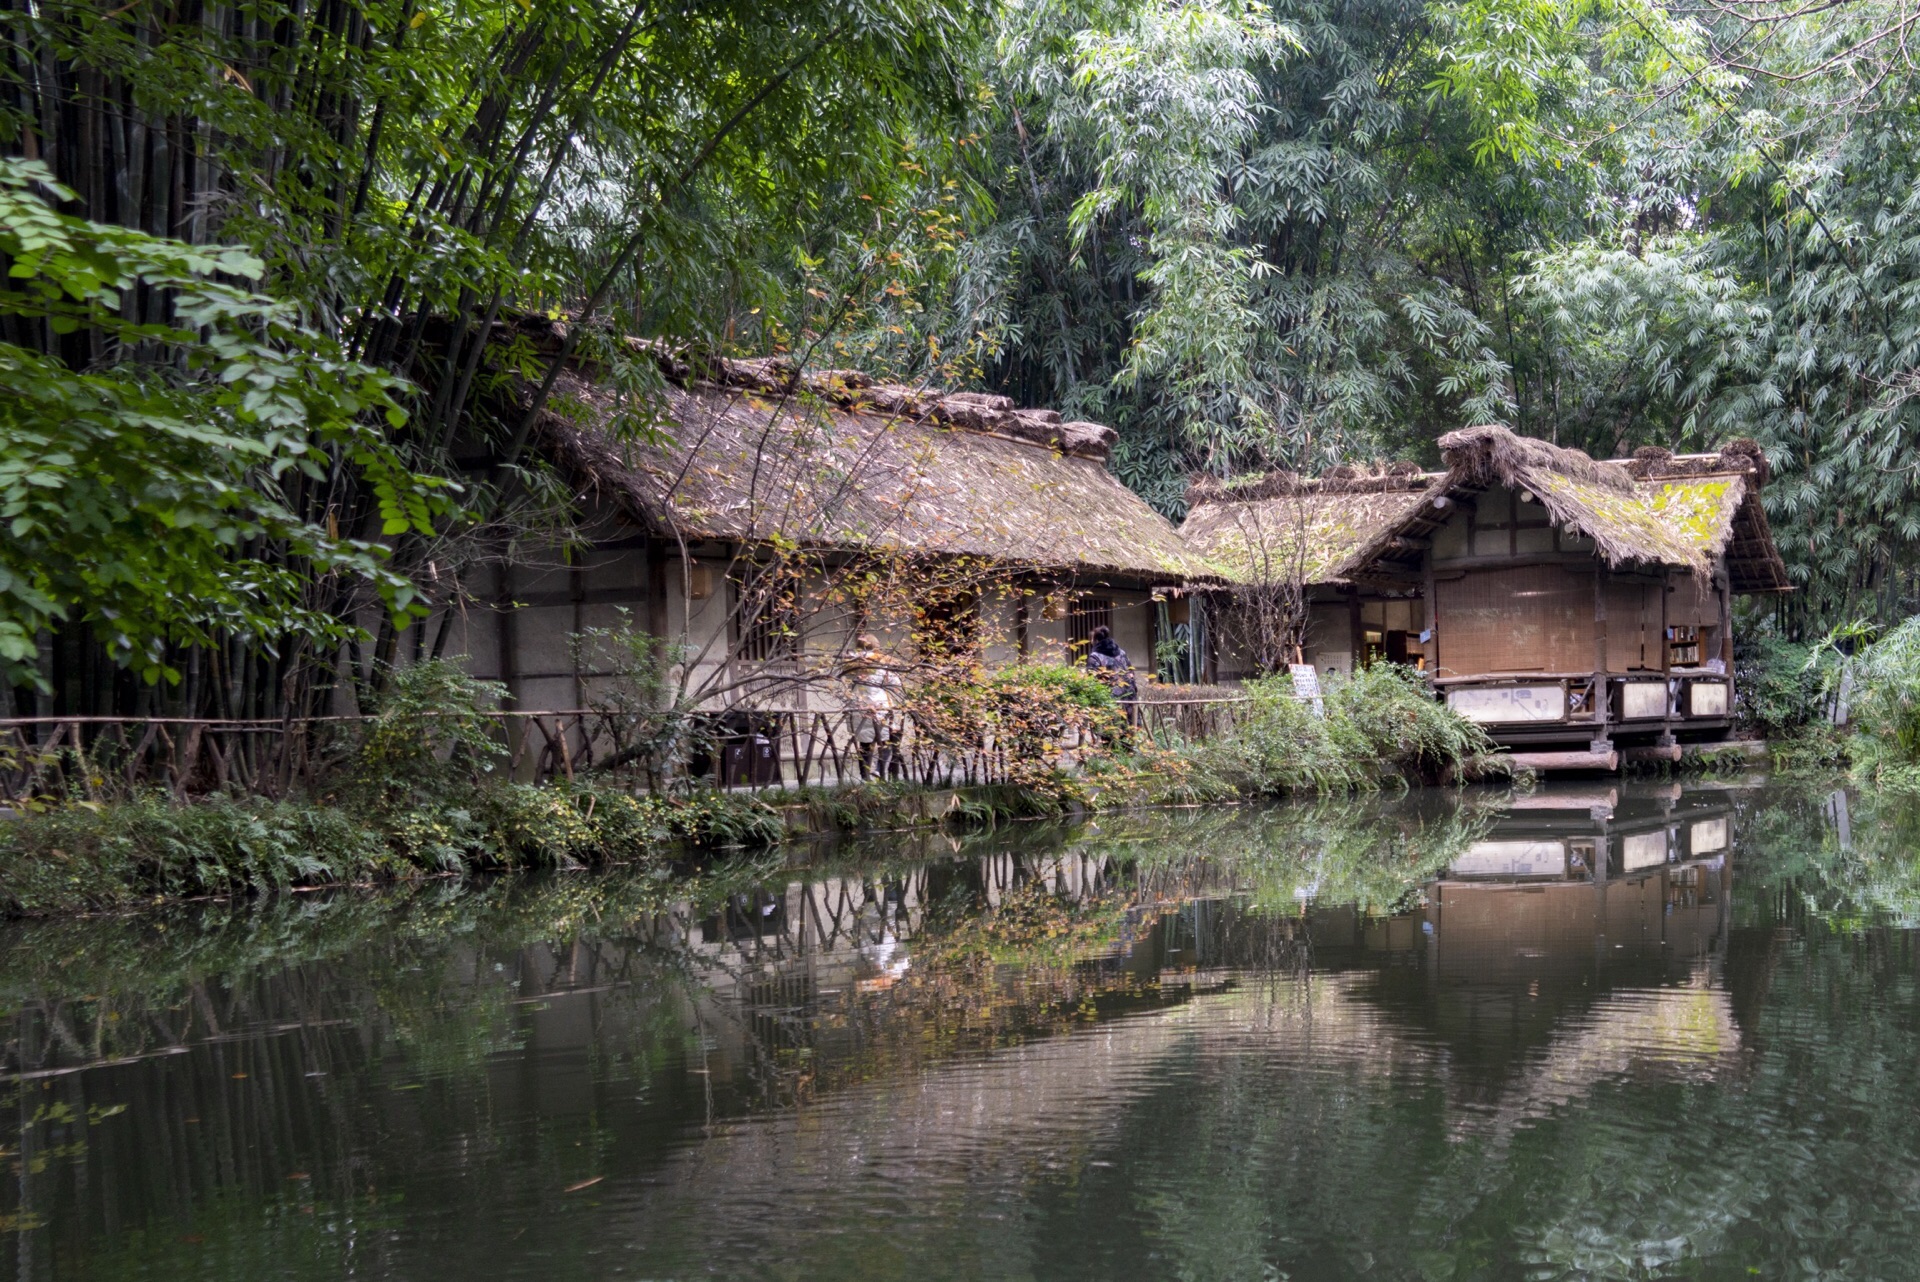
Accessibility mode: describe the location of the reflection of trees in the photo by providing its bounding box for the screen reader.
[15,782,1918,1281]
[1078,790,1496,918]
[1734,782,1920,929]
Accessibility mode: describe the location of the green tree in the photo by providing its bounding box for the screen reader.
[0,158,447,691]
[0,0,985,712]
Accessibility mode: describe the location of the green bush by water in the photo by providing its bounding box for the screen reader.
[0,781,795,916]
[1752,615,1920,785]
[1193,665,1501,793]
[1097,664,1504,806]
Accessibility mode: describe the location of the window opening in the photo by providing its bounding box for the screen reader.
[1067,596,1114,657]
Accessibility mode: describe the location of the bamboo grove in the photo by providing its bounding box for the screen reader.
[11,0,1920,717]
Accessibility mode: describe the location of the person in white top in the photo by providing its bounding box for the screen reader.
[843,633,904,778]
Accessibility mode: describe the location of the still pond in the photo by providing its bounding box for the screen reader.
[2,779,1917,1280]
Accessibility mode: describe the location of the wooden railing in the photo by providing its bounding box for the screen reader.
[0,698,1254,807]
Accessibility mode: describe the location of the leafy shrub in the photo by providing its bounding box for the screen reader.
[902,661,1121,788]
[0,795,394,915]
[0,777,794,916]
[1190,675,1373,794]
[1323,664,1504,780]
[1156,665,1499,800]
[1739,635,1840,738]
[350,659,508,806]
[569,608,699,787]
[1850,617,1920,764]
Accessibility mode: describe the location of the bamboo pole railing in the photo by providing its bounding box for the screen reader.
[0,697,1256,806]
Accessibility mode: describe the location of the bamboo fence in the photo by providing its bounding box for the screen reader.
[0,698,1253,807]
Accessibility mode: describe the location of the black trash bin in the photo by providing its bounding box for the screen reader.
[692,711,781,788]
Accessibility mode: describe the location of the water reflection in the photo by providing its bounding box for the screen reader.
[0,780,1911,1280]
[1322,784,1741,1108]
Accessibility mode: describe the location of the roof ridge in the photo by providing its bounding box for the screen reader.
[1185,463,1438,508]
[632,338,1120,462]
[1613,440,1770,485]
[1438,424,1638,493]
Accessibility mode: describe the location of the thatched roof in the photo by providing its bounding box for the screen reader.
[1180,467,1439,585]
[534,351,1217,582]
[1343,425,1792,594]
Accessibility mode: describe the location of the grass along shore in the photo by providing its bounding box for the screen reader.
[0,663,1504,918]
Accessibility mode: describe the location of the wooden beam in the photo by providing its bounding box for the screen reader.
[1509,748,1620,772]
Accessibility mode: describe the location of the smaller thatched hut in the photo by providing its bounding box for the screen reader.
[1180,466,1440,678]
[1185,425,1790,770]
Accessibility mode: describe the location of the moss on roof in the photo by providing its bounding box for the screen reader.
[1332,425,1791,594]
[1180,489,1434,585]
[536,372,1217,582]
[1646,477,1742,554]
[1526,470,1712,574]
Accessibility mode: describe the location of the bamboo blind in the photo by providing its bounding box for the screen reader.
[1606,579,1663,672]
[1435,566,1590,675]
[1668,573,1718,627]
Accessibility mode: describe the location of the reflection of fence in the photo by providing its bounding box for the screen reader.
[0,698,1254,804]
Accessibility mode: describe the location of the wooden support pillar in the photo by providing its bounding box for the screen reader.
[1593,563,1610,748]
[1347,586,1361,672]
[1423,560,1438,675]
[1718,568,1733,669]
[495,560,519,709]
[570,554,587,713]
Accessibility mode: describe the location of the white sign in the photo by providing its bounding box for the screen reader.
[1623,830,1670,871]
[1446,685,1564,723]
[1290,664,1325,718]
[1620,681,1669,720]
[1688,681,1730,716]
[1690,817,1729,854]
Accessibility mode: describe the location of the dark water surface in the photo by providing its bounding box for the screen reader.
[4,779,1919,1280]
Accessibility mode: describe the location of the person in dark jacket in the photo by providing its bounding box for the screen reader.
[1085,625,1140,728]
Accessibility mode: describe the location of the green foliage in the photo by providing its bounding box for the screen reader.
[984,662,1118,713]
[1323,663,1505,779]
[0,794,394,916]
[1847,617,1920,782]
[350,660,507,803]
[0,157,450,689]
[902,660,1122,789]
[946,0,1551,505]
[1120,664,1502,802]
[3,0,985,707]
[569,608,701,787]
[0,776,793,916]
[1739,636,1837,739]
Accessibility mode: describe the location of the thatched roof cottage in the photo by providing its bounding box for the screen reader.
[443,343,1217,735]
[1183,425,1789,769]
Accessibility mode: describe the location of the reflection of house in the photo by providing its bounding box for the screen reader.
[441,342,1216,714]
[1182,426,1792,768]
[1312,784,1742,1095]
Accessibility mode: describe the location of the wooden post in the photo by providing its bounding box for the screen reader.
[570,554,587,714]
[1347,587,1361,673]
[1593,563,1610,747]
[1422,560,1438,675]
[1660,573,1676,742]
[1660,575,1671,675]
[1718,568,1733,669]
[495,561,520,710]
